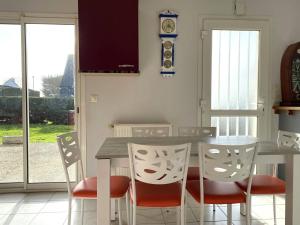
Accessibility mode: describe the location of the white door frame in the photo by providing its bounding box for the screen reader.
[197,17,271,141]
[0,13,81,192]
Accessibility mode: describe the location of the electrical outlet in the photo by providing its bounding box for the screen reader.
[89,94,98,103]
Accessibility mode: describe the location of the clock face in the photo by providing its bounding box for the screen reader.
[162,19,175,33]
[163,41,173,49]
[163,60,172,68]
[164,50,172,59]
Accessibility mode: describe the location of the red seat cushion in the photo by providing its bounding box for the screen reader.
[186,180,246,204]
[72,176,130,198]
[236,175,286,194]
[110,176,131,198]
[130,181,182,207]
[187,167,200,180]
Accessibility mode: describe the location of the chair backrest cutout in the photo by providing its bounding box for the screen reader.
[199,143,257,182]
[132,126,171,137]
[277,130,300,150]
[178,127,216,137]
[57,131,83,194]
[57,131,82,168]
[128,143,191,185]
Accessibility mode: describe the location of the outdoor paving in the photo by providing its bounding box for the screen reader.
[0,143,75,183]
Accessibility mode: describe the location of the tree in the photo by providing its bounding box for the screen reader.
[42,75,63,97]
[60,55,75,97]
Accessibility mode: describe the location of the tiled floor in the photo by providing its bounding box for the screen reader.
[0,192,285,225]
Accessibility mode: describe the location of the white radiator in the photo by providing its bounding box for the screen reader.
[113,124,133,137]
[113,123,172,176]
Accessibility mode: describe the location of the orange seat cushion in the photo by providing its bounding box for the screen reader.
[186,180,246,204]
[72,176,130,198]
[187,167,200,180]
[130,181,182,207]
[110,176,131,198]
[236,175,285,194]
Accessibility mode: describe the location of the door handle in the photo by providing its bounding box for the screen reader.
[118,64,135,68]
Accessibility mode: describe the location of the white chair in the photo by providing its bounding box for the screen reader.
[277,130,300,149]
[237,130,300,225]
[187,142,258,225]
[131,125,172,137]
[57,132,130,225]
[178,126,218,211]
[178,126,216,137]
[128,143,191,225]
[178,127,216,180]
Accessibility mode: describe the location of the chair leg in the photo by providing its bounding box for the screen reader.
[184,193,187,224]
[132,204,136,225]
[273,195,277,225]
[213,204,216,212]
[249,196,252,220]
[180,204,185,225]
[125,192,130,225]
[129,201,132,225]
[67,196,72,225]
[176,207,180,225]
[199,203,204,225]
[118,199,122,225]
[111,199,116,221]
[227,204,232,225]
[81,199,84,225]
[246,196,252,225]
[240,203,247,216]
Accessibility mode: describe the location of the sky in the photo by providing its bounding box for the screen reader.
[0,24,75,94]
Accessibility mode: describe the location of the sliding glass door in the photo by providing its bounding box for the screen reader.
[0,18,77,190]
[26,24,76,184]
[0,24,24,185]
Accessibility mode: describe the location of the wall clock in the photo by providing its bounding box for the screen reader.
[281,42,300,106]
[159,10,178,77]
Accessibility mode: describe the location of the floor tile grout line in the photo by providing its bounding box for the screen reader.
[217,204,227,218]
[37,192,55,214]
[27,212,40,225]
[190,204,200,222]
[160,207,167,225]
[38,192,55,214]
[1,195,35,225]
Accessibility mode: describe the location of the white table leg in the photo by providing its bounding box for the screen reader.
[285,154,300,225]
[97,159,111,225]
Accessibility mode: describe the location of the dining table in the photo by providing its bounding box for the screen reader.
[95,136,300,225]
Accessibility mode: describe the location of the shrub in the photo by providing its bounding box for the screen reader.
[0,97,74,124]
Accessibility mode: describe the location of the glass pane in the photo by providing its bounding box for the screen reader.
[229,117,237,136]
[0,24,23,183]
[26,24,76,183]
[211,30,259,110]
[212,116,257,137]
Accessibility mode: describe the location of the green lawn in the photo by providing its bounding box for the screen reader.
[0,124,74,143]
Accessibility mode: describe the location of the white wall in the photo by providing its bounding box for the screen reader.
[0,0,77,13]
[85,0,300,175]
[1,0,299,176]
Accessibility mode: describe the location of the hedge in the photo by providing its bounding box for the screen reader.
[0,86,40,97]
[0,97,74,124]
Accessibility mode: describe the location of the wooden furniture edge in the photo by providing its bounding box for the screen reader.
[272,105,300,115]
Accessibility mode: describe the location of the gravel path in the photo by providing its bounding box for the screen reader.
[0,143,76,183]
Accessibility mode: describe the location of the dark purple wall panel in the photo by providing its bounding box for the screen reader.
[79,0,139,72]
